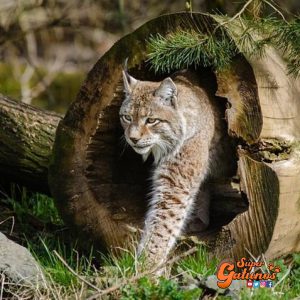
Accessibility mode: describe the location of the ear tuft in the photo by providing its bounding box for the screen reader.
[122,70,138,95]
[155,77,177,108]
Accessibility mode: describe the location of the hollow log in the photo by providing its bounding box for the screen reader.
[0,94,61,194]
[47,12,300,259]
[0,12,298,260]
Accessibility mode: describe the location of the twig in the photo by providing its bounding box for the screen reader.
[245,247,262,273]
[0,216,15,235]
[212,293,219,300]
[214,0,254,32]
[214,0,287,34]
[0,274,5,300]
[20,64,35,104]
[263,0,287,22]
[262,253,271,274]
[29,56,65,99]
[53,250,101,292]
[86,247,198,300]
[273,263,292,289]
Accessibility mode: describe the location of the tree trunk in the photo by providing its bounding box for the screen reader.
[0,94,61,194]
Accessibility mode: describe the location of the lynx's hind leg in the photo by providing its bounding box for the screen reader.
[184,189,210,235]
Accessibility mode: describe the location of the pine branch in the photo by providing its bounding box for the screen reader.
[147,29,236,73]
[147,14,300,77]
[272,18,300,76]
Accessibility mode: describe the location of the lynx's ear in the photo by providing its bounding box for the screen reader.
[122,70,138,95]
[155,77,177,108]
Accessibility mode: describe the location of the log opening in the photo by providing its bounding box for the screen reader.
[84,65,246,236]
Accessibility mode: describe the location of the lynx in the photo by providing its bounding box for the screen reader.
[119,69,231,267]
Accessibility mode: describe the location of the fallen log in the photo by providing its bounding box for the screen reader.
[0,94,61,194]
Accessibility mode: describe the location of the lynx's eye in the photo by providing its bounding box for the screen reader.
[121,115,132,123]
[146,118,159,125]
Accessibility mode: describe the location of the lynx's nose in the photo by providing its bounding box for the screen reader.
[130,137,139,144]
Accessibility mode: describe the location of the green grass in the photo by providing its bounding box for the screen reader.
[1,188,300,299]
[27,236,96,287]
[101,248,137,278]
[176,245,218,277]
[121,277,201,300]
[3,187,63,226]
[1,186,96,288]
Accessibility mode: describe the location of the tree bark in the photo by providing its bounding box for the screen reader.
[0,93,61,194]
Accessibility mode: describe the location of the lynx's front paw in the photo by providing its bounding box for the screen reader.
[137,239,169,271]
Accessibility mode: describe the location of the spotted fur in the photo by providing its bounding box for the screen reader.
[119,69,225,267]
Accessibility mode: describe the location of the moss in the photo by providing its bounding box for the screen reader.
[248,138,292,162]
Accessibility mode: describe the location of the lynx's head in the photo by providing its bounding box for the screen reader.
[119,71,184,163]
